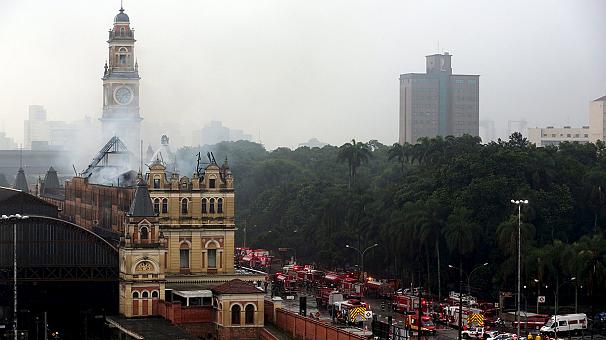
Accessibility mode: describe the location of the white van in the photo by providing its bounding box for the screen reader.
[540,313,587,336]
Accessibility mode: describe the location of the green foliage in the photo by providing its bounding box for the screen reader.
[176,135,606,297]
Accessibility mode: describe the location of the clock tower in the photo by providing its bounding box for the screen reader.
[101,6,142,153]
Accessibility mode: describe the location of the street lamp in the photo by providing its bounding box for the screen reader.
[345,243,378,281]
[448,264,465,340]
[553,277,575,339]
[1,214,29,340]
[534,278,540,314]
[511,199,529,338]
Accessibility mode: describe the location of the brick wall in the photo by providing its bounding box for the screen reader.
[273,308,367,340]
[264,300,275,324]
[217,325,260,340]
[158,300,214,324]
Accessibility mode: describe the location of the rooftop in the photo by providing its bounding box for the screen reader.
[211,279,264,295]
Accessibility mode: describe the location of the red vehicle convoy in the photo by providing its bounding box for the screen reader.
[392,294,429,314]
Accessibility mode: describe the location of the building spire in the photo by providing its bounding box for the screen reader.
[120,0,124,11]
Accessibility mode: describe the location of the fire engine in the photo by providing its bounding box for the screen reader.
[239,248,273,271]
[273,272,297,296]
[405,314,437,334]
[332,299,369,327]
[340,277,363,299]
[392,293,429,314]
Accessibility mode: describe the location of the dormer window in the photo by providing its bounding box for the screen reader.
[153,178,160,188]
[140,226,149,240]
[209,178,216,189]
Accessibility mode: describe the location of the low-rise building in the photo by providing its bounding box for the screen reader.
[528,95,605,147]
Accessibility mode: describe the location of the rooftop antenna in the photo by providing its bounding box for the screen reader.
[19,144,23,168]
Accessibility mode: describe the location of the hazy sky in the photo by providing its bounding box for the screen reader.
[0,0,604,149]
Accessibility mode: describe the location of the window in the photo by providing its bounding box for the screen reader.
[208,249,217,268]
[153,199,160,214]
[585,134,589,138]
[120,27,125,36]
[132,291,139,299]
[567,134,571,137]
[181,198,188,214]
[209,178,216,188]
[153,178,160,188]
[180,246,190,269]
[152,291,159,298]
[140,226,149,240]
[209,198,215,213]
[142,291,149,298]
[119,54,126,64]
[162,198,168,213]
[231,305,241,325]
[217,198,223,214]
[201,198,207,213]
[559,321,567,326]
[245,304,255,324]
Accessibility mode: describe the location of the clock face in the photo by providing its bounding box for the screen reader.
[114,86,133,105]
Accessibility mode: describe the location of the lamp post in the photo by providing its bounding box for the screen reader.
[511,199,529,339]
[448,264,464,340]
[2,214,29,340]
[345,243,378,281]
[534,278,540,314]
[467,263,489,297]
[553,277,576,340]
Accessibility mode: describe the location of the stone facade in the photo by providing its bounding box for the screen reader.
[145,157,236,277]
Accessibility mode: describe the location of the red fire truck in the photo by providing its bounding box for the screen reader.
[273,272,297,296]
[392,293,429,314]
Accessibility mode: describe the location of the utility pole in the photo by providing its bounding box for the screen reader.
[511,199,529,339]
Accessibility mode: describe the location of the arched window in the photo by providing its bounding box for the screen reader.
[245,304,255,324]
[153,198,160,214]
[142,291,149,298]
[152,291,159,298]
[153,177,160,188]
[201,198,207,214]
[162,198,168,213]
[120,27,125,36]
[217,198,223,214]
[180,243,190,269]
[231,305,241,325]
[209,198,215,214]
[209,178,216,188]
[140,226,149,240]
[181,198,188,214]
[132,291,139,299]
[118,47,127,65]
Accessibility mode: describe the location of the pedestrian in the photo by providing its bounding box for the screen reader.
[528,333,534,340]
[535,334,541,340]
[544,335,549,340]
[315,311,320,320]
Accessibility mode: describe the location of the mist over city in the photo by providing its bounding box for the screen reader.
[0,1,606,340]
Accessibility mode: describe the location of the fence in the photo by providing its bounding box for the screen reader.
[273,307,367,340]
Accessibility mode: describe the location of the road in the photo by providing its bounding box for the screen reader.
[266,286,606,340]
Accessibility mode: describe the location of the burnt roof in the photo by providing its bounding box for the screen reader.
[211,279,263,295]
[593,95,606,102]
[44,166,61,189]
[128,178,156,217]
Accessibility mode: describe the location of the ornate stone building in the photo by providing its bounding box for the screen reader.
[145,156,236,280]
[119,178,167,317]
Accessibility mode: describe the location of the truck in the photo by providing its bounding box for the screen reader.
[405,314,437,334]
[540,313,588,336]
[333,299,369,327]
[316,287,343,309]
[444,305,482,328]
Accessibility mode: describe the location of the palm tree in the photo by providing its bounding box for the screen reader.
[337,139,372,189]
[388,142,414,174]
[416,200,448,302]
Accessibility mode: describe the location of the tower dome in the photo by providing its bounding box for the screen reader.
[114,7,130,23]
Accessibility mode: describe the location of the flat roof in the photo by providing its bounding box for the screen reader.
[173,289,212,298]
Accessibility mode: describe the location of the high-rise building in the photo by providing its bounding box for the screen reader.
[479,119,496,143]
[589,95,606,143]
[24,105,49,149]
[100,6,142,152]
[399,53,479,144]
[192,121,253,146]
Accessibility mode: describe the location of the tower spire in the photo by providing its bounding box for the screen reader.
[120,0,124,11]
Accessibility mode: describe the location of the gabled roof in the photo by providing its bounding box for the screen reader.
[128,178,156,217]
[593,95,606,102]
[211,279,263,295]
